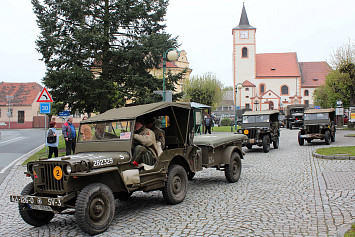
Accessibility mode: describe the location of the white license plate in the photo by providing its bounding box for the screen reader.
[249,139,254,143]
[29,204,53,212]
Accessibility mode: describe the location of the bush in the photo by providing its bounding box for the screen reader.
[220,117,232,126]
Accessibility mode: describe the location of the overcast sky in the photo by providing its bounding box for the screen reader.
[1,0,354,87]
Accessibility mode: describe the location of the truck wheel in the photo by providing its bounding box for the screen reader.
[298,132,304,146]
[19,182,54,227]
[331,133,335,142]
[262,136,270,153]
[246,144,253,150]
[163,164,188,205]
[273,137,279,149]
[188,172,195,180]
[75,183,115,235]
[290,125,292,130]
[324,131,330,145]
[224,152,242,183]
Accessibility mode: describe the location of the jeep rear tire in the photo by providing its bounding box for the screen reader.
[324,131,330,145]
[163,164,188,205]
[273,137,279,149]
[298,131,304,146]
[262,136,270,153]
[75,183,115,235]
[224,152,242,183]
[19,182,54,227]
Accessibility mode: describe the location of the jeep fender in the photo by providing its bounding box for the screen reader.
[221,146,243,164]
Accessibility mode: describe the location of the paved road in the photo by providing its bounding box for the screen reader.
[0,128,354,236]
[0,129,45,184]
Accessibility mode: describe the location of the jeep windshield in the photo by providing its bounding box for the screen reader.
[243,115,269,123]
[304,113,329,121]
[78,120,133,142]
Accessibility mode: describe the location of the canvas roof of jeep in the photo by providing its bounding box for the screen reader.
[304,108,335,114]
[242,110,280,116]
[82,102,191,123]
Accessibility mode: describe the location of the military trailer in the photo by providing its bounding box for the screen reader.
[298,108,336,146]
[237,110,280,153]
[285,104,308,129]
[10,102,246,235]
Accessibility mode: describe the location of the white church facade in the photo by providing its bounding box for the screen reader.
[233,4,332,111]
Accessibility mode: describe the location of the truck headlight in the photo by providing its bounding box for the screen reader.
[64,164,72,175]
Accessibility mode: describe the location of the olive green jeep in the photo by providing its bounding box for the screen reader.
[237,110,280,153]
[10,102,246,235]
[298,108,336,146]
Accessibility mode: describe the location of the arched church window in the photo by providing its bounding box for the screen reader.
[304,90,309,96]
[242,47,248,58]
[281,85,289,95]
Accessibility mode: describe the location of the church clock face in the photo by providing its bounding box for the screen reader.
[240,30,249,39]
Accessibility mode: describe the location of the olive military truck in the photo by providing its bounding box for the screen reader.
[298,108,336,146]
[285,104,308,129]
[10,102,247,235]
[236,110,280,153]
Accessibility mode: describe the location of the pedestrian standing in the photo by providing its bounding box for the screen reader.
[62,116,76,155]
[46,121,59,158]
[205,114,212,134]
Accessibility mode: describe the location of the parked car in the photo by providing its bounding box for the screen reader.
[236,110,280,153]
[11,102,247,235]
[298,108,336,145]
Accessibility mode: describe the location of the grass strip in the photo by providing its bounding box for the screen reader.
[315,146,355,156]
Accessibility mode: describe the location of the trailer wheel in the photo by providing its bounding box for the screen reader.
[262,136,270,153]
[163,164,188,204]
[324,131,330,145]
[298,131,304,146]
[331,133,335,142]
[75,183,115,235]
[224,152,242,183]
[273,137,279,149]
[19,182,54,227]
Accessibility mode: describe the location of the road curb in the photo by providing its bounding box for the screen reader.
[312,151,355,160]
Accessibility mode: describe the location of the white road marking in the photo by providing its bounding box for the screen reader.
[0,136,25,146]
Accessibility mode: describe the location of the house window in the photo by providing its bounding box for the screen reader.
[260,84,265,94]
[246,96,249,98]
[281,85,288,95]
[242,47,248,58]
[304,100,309,105]
[8,108,13,117]
[245,104,250,109]
[304,90,309,96]
[245,88,249,91]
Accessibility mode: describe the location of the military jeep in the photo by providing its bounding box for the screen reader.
[237,110,280,153]
[11,102,246,235]
[298,108,336,146]
[285,104,308,129]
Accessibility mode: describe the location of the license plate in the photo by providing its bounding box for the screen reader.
[10,195,63,207]
[249,139,254,143]
[29,204,53,212]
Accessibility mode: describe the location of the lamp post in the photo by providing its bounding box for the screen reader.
[162,48,180,101]
[254,99,259,111]
[235,83,243,129]
[6,96,14,129]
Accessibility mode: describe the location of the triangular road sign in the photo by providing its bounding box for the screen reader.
[37,87,54,102]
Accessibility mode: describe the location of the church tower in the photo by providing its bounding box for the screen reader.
[232,4,256,106]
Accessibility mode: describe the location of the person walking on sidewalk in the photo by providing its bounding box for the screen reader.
[62,116,76,155]
[46,121,59,158]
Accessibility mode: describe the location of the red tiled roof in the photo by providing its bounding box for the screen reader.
[0,82,43,106]
[299,62,332,87]
[158,61,178,68]
[242,80,256,87]
[256,53,300,77]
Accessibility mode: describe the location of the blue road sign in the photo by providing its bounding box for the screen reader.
[315,106,321,109]
[40,102,51,114]
[59,111,70,117]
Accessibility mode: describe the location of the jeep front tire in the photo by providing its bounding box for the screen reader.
[224,152,242,183]
[163,164,188,204]
[324,131,331,145]
[19,182,54,227]
[298,131,304,146]
[262,136,270,153]
[75,183,115,235]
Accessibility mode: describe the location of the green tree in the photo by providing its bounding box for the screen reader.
[182,73,224,109]
[316,41,355,107]
[32,0,182,114]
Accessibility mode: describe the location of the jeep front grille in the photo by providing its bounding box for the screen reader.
[40,163,64,192]
[306,125,320,134]
[247,128,257,138]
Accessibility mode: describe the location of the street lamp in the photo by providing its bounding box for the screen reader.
[235,83,243,129]
[162,48,180,101]
[254,99,259,111]
[6,96,14,129]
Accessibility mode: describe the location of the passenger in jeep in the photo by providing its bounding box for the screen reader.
[132,120,159,166]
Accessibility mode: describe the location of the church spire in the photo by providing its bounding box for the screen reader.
[233,3,256,30]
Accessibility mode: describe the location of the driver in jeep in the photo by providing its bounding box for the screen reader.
[132,119,159,166]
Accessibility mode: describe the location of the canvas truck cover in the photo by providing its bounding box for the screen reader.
[242,110,280,116]
[194,133,247,148]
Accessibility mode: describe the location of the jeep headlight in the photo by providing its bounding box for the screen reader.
[64,164,72,175]
[244,129,249,135]
[237,129,243,134]
[257,129,261,134]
